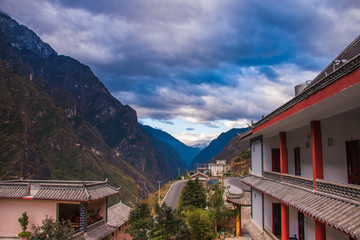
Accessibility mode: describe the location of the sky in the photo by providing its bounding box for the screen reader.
[1,0,360,147]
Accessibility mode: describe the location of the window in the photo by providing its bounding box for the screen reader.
[272,148,280,172]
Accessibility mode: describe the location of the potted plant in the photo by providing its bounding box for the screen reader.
[18,212,31,240]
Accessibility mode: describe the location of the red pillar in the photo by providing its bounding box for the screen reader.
[281,203,289,240]
[280,132,288,181]
[311,121,324,189]
[315,220,326,240]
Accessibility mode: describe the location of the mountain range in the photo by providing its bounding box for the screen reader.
[0,12,249,203]
[0,12,189,203]
[190,128,248,168]
[141,125,201,167]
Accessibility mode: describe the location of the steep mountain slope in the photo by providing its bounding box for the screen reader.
[214,135,249,162]
[190,128,248,168]
[141,125,201,167]
[0,58,152,205]
[0,13,185,185]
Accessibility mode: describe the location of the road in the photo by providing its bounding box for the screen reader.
[162,179,187,209]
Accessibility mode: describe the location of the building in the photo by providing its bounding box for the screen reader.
[0,179,131,240]
[209,160,230,177]
[240,35,360,240]
[190,172,209,181]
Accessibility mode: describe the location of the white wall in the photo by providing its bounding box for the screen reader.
[326,224,348,240]
[289,207,298,239]
[251,140,262,175]
[321,117,360,184]
[263,195,276,231]
[263,135,279,172]
[252,189,263,228]
[287,130,313,179]
[305,215,315,240]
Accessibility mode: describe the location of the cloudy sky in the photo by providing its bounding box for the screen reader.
[1,0,360,146]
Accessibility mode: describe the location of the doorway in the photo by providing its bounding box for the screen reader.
[294,147,301,176]
[272,148,280,173]
[346,140,360,185]
[298,211,304,240]
[272,203,281,237]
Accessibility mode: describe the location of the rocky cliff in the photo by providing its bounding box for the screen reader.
[0,13,185,200]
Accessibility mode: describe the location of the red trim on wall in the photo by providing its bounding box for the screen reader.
[253,68,360,134]
[280,132,288,181]
[281,203,289,240]
[315,220,326,240]
[311,121,324,189]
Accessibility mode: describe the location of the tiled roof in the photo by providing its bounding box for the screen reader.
[226,191,252,206]
[85,220,116,240]
[0,179,118,201]
[107,202,132,227]
[190,172,209,179]
[241,174,360,239]
[0,183,30,198]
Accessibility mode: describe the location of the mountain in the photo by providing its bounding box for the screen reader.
[0,35,151,205]
[0,13,185,196]
[141,125,201,167]
[190,128,248,168]
[214,135,249,162]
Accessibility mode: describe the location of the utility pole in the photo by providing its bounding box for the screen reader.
[157,181,161,205]
[178,168,180,176]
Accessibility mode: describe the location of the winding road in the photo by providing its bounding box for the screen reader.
[162,179,187,209]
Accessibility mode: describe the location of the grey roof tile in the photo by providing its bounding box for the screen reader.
[107,202,132,227]
[85,220,116,240]
[0,183,29,198]
[0,179,118,201]
[241,174,360,239]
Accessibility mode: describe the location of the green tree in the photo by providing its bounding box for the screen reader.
[207,183,229,233]
[178,178,206,211]
[149,203,190,240]
[184,208,213,240]
[18,212,31,238]
[126,202,153,240]
[31,216,74,240]
[18,211,29,232]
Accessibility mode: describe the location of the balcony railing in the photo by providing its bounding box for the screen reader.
[282,173,313,189]
[262,171,360,202]
[263,171,281,181]
[316,179,360,201]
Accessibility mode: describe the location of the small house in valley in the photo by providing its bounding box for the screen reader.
[209,160,229,177]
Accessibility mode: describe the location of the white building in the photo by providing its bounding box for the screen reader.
[240,35,360,240]
[209,160,229,177]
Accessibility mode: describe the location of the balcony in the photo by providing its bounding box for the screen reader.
[316,178,360,202]
[263,171,360,202]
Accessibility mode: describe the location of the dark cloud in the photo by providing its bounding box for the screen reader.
[259,66,279,82]
[1,0,360,125]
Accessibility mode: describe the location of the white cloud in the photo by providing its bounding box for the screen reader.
[174,132,219,147]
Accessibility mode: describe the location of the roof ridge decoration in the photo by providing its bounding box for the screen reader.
[83,181,91,200]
